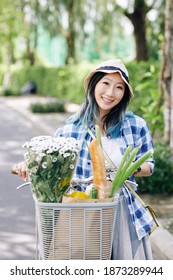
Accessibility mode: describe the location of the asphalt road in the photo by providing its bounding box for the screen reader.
[0,100,45,260]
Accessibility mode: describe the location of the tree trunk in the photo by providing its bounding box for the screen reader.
[3,44,11,88]
[65,1,76,64]
[26,37,35,66]
[160,0,173,150]
[65,30,76,64]
[125,0,148,61]
[131,15,147,61]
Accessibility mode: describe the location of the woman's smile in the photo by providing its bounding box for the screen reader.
[101,96,114,104]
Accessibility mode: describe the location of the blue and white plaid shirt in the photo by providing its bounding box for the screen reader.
[54,113,155,240]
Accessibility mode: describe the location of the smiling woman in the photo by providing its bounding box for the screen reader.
[53,59,155,260]
[14,59,155,260]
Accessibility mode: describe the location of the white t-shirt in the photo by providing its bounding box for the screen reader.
[101,137,122,169]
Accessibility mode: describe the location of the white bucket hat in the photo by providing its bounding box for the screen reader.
[84,59,134,98]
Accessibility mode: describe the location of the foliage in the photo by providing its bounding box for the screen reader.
[0,68,4,84]
[10,62,93,104]
[127,60,164,137]
[0,87,19,96]
[29,99,65,113]
[147,1,165,61]
[0,0,165,67]
[137,143,173,194]
[0,0,23,64]
[0,86,20,96]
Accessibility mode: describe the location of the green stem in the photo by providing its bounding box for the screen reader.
[117,150,153,189]
[109,145,132,197]
[119,147,138,179]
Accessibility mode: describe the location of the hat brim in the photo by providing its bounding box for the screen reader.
[84,69,134,98]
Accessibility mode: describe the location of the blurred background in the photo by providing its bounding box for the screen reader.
[0,0,173,259]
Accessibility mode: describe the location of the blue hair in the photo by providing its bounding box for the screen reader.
[67,72,131,138]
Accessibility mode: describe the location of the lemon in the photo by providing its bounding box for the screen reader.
[67,191,88,199]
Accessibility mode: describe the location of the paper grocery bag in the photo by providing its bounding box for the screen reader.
[46,197,116,260]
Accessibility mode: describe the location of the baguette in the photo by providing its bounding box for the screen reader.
[89,138,107,198]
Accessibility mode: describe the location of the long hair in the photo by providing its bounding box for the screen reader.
[68,72,131,138]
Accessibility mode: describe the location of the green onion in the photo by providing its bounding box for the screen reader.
[119,147,138,179]
[109,145,132,197]
[110,149,153,197]
[117,150,153,189]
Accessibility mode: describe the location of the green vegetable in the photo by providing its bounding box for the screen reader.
[109,147,152,197]
[117,148,138,182]
[89,187,98,199]
[117,150,152,189]
[110,146,132,192]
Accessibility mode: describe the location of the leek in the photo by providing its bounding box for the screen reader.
[109,145,132,197]
[116,150,152,189]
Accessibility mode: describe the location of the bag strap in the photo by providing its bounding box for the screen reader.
[125,181,159,233]
[125,181,147,207]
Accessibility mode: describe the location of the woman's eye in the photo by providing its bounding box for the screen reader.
[103,81,109,85]
[117,86,123,90]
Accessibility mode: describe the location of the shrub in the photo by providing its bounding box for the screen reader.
[127,60,163,137]
[10,63,91,104]
[29,99,65,113]
[0,87,20,96]
[137,143,173,194]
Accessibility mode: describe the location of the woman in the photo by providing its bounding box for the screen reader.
[15,59,155,259]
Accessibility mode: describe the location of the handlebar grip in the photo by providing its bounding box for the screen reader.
[11,169,18,175]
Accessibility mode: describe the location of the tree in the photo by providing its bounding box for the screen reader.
[146,0,165,60]
[159,0,173,150]
[116,0,164,61]
[124,0,149,61]
[0,0,23,86]
[37,0,87,64]
[20,0,40,65]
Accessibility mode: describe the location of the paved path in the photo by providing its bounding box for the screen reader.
[0,96,71,260]
[0,100,36,259]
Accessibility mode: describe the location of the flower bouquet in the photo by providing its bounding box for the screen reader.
[23,135,80,202]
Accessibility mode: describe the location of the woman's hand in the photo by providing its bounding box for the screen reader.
[133,162,152,177]
[12,161,28,181]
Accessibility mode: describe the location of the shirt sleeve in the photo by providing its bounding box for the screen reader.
[135,117,155,173]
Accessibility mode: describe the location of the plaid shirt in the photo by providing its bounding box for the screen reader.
[54,113,155,240]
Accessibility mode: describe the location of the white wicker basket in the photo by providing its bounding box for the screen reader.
[34,197,117,260]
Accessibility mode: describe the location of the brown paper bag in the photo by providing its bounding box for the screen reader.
[45,197,115,260]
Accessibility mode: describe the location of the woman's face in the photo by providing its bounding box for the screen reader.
[94,72,125,118]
